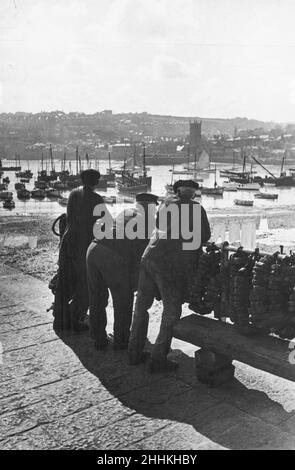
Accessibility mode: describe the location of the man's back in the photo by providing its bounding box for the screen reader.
[143,194,211,266]
[66,186,104,250]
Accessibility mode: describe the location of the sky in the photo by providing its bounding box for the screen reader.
[1,0,295,121]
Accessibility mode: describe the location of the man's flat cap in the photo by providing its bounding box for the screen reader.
[173,179,199,193]
[80,169,101,185]
[136,192,159,205]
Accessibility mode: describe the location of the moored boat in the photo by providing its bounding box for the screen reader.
[237,182,261,191]
[15,182,25,190]
[51,180,68,190]
[234,199,254,206]
[200,186,224,196]
[17,188,31,199]
[3,199,15,209]
[223,181,238,191]
[254,192,278,200]
[34,181,48,189]
[116,180,148,194]
[16,170,33,179]
[31,189,46,199]
[46,188,60,198]
[0,191,13,200]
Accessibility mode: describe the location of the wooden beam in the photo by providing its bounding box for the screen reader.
[173,315,295,382]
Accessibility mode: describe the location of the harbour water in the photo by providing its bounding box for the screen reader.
[0,159,295,218]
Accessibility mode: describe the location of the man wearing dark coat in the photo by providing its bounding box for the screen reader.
[53,169,111,333]
[86,193,159,350]
[128,180,211,372]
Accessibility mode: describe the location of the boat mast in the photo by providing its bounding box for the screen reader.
[63,151,67,172]
[193,151,197,179]
[108,151,111,172]
[280,152,285,176]
[171,163,174,185]
[75,146,79,175]
[187,145,190,169]
[143,142,146,177]
[79,150,82,172]
[41,152,44,172]
[242,148,246,173]
[49,144,54,172]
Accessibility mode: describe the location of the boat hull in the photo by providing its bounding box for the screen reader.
[234,199,253,206]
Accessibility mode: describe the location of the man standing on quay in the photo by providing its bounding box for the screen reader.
[87,193,159,350]
[128,180,211,372]
[53,169,111,333]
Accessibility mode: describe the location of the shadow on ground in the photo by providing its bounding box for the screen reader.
[57,331,295,449]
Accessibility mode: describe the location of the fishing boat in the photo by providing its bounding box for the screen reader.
[263,181,276,187]
[34,180,48,190]
[116,179,148,194]
[252,154,295,187]
[17,188,31,199]
[51,180,68,190]
[100,152,116,182]
[234,199,254,207]
[223,181,238,191]
[254,192,278,200]
[188,149,215,173]
[16,169,33,179]
[171,170,203,181]
[201,187,224,196]
[237,182,261,191]
[3,199,15,209]
[31,189,46,199]
[220,149,253,178]
[119,144,152,188]
[0,191,13,200]
[200,165,224,196]
[15,182,25,190]
[174,150,204,181]
[37,146,58,182]
[46,188,60,198]
[0,155,21,171]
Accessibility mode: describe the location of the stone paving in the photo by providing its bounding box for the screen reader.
[1,263,295,449]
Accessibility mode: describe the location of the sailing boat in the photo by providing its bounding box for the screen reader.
[236,161,261,190]
[116,144,151,192]
[100,152,116,185]
[200,165,224,196]
[137,143,152,188]
[190,149,215,173]
[220,149,240,176]
[172,150,203,181]
[116,155,149,194]
[220,149,251,182]
[165,163,176,194]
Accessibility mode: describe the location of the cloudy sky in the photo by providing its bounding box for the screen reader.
[1,0,295,121]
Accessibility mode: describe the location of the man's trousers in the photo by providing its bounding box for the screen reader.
[86,242,134,349]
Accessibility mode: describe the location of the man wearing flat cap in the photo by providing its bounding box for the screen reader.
[53,169,112,333]
[86,192,159,350]
[128,180,210,372]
